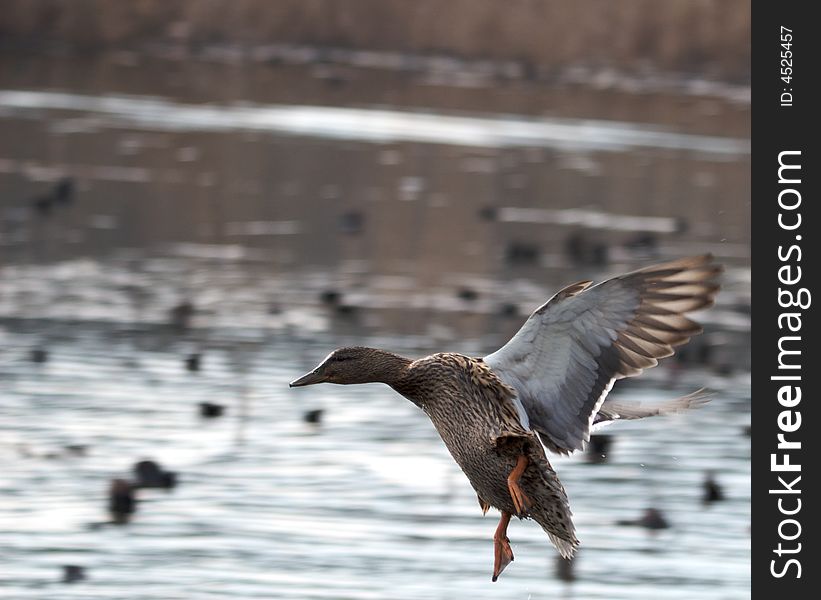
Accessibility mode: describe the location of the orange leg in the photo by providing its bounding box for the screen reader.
[492,511,514,582]
[507,454,532,516]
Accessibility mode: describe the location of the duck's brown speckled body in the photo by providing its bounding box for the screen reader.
[395,353,577,556]
[290,255,722,581]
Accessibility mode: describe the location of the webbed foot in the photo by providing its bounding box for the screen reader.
[492,511,514,582]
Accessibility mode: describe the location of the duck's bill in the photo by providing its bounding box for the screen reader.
[289,369,327,387]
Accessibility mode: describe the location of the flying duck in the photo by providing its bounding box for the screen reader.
[290,255,720,580]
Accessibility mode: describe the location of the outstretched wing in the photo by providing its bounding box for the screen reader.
[484,255,721,454]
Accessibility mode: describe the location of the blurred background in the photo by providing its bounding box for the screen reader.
[1,1,750,598]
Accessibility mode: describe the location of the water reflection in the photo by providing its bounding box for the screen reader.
[0,90,750,154]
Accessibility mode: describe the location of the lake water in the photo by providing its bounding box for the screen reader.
[1,52,750,598]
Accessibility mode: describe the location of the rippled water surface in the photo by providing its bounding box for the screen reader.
[1,316,750,599]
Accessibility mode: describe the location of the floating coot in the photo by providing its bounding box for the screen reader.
[161,471,178,489]
[32,195,53,216]
[477,206,498,221]
[338,211,364,234]
[169,301,194,330]
[318,290,359,316]
[64,444,88,456]
[335,304,358,317]
[32,178,76,217]
[625,232,658,255]
[504,241,540,266]
[108,478,136,524]
[319,290,342,305]
[703,472,725,504]
[564,233,609,266]
[639,508,670,530]
[617,507,670,530]
[53,177,75,206]
[303,409,324,425]
[457,288,479,302]
[30,348,48,364]
[62,565,86,583]
[133,460,178,490]
[185,353,201,372]
[498,302,518,317]
[199,402,226,418]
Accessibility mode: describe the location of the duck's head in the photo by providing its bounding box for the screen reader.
[289,346,409,387]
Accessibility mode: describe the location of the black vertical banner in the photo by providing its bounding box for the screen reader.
[753,3,817,598]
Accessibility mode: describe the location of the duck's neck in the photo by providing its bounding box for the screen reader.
[361,349,413,387]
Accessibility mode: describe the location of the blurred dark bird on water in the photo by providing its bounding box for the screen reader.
[319,290,359,317]
[169,301,195,330]
[185,353,201,372]
[290,255,721,581]
[32,195,53,216]
[30,347,48,364]
[334,304,359,317]
[564,233,609,266]
[199,402,225,418]
[62,565,86,584]
[625,232,659,257]
[478,206,498,221]
[303,408,324,425]
[617,507,671,531]
[504,241,540,266]
[338,210,364,234]
[457,287,479,302]
[498,302,519,317]
[30,177,76,217]
[108,478,136,524]
[319,290,342,305]
[134,460,178,490]
[703,471,725,504]
[64,444,88,456]
[53,177,75,206]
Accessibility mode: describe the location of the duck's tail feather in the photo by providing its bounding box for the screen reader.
[527,451,580,558]
[521,441,580,558]
[544,529,579,559]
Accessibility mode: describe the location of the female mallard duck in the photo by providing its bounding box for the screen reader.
[290,255,720,581]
